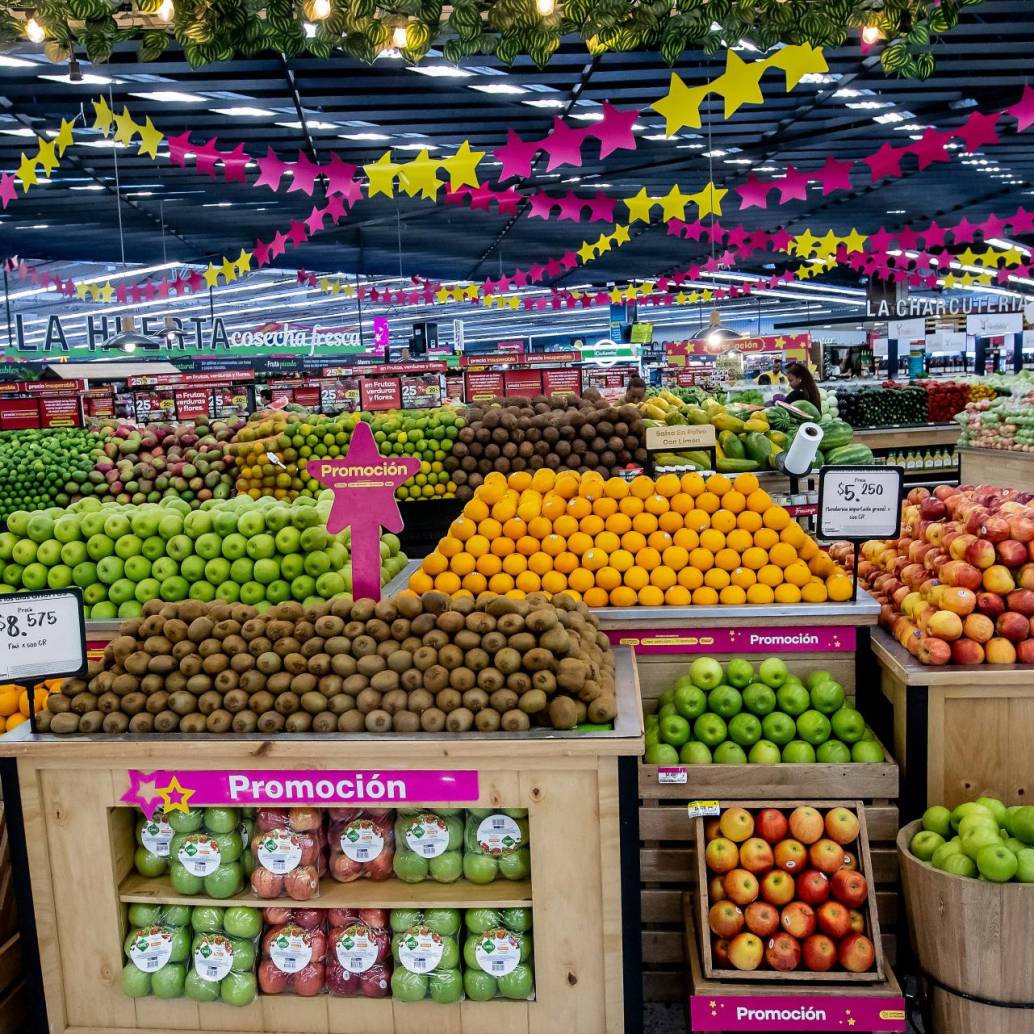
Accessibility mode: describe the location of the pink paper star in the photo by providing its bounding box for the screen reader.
[254,147,288,191]
[497,275,511,292]
[193,138,222,177]
[776,164,810,203]
[512,269,528,287]
[769,228,794,252]
[591,101,640,159]
[556,192,583,221]
[559,251,578,271]
[953,218,977,244]
[681,220,706,241]
[587,192,616,222]
[528,192,555,220]
[666,220,685,237]
[494,129,539,181]
[270,231,288,257]
[120,769,172,818]
[541,117,586,172]
[527,263,545,283]
[1009,207,1034,234]
[1010,85,1034,133]
[922,220,947,248]
[736,175,770,210]
[956,110,1001,152]
[818,156,854,195]
[286,220,308,246]
[324,195,347,221]
[253,240,271,267]
[864,142,905,182]
[496,188,521,215]
[158,279,171,299]
[115,284,129,303]
[0,174,16,209]
[220,143,250,183]
[468,186,495,211]
[305,206,327,236]
[867,227,895,253]
[324,153,358,198]
[909,127,951,171]
[188,270,205,292]
[444,188,468,206]
[977,214,1006,239]
[896,226,919,251]
[166,131,192,168]
[288,153,319,195]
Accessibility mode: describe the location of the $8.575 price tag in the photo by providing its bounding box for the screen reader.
[0,589,86,683]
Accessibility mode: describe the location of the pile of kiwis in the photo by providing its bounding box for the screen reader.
[447,392,647,501]
[40,589,617,736]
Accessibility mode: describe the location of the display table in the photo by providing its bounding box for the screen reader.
[853,424,961,451]
[957,446,1034,491]
[0,649,642,1034]
[872,627,1034,820]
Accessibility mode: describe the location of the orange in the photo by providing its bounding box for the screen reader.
[541,570,568,594]
[747,488,773,512]
[719,585,747,605]
[769,542,798,568]
[710,509,736,534]
[757,564,784,587]
[476,554,503,577]
[670,492,693,515]
[655,473,681,498]
[554,475,579,499]
[579,514,605,537]
[692,586,720,606]
[610,585,638,607]
[621,530,647,554]
[746,583,775,604]
[409,570,434,594]
[527,516,552,539]
[665,585,691,606]
[567,496,591,520]
[704,567,731,590]
[553,514,579,538]
[559,588,582,603]
[696,491,720,514]
[491,536,516,557]
[699,528,725,552]
[488,572,516,594]
[503,552,528,576]
[799,538,819,560]
[531,468,556,494]
[592,497,618,519]
[827,574,854,601]
[464,498,490,522]
[779,522,807,548]
[630,475,654,499]
[650,566,676,590]
[503,517,528,540]
[647,530,673,552]
[631,512,658,535]
[689,547,714,571]
[480,474,507,503]
[510,471,533,492]
[673,528,700,551]
[736,510,763,533]
[680,472,706,496]
[801,580,828,603]
[809,554,836,578]
[638,585,664,607]
[438,536,462,558]
[636,547,661,571]
[596,566,622,591]
[454,589,474,599]
[568,567,595,593]
[624,566,649,591]
[644,493,669,515]
[582,548,609,571]
[715,547,741,572]
[774,582,802,604]
[733,472,760,495]
[610,549,635,573]
[423,551,448,576]
[594,530,621,554]
[705,473,732,496]
[450,517,476,541]
[677,566,704,590]
[516,571,541,593]
[579,472,605,499]
[722,528,750,553]
[721,490,746,514]
[763,505,791,531]
[450,553,475,576]
[492,498,517,522]
[462,572,487,594]
[619,495,644,517]
[554,551,580,574]
[662,545,689,570]
[434,571,461,594]
[754,527,779,550]
[684,508,711,532]
[465,534,490,559]
[605,477,630,499]
[583,587,610,608]
[5,713,26,731]
[516,535,539,556]
[541,534,567,557]
[528,552,553,576]
[605,512,632,535]
[517,497,541,523]
[568,531,593,556]
[541,494,566,521]
[741,546,768,571]
[730,566,756,589]
[478,517,502,540]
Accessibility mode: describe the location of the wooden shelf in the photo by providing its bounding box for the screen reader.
[118,871,533,909]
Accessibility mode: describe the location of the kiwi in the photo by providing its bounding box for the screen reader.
[46,693,70,714]
[413,646,438,671]
[222,689,249,713]
[248,690,275,715]
[392,710,420,732]
[197,690,223,715]
[330,654,357,677]
[410,613,436,636]
[286,712,313,733]
[438,644,464,670]
[274,692,300,716]
[494,648,522,675]
[101,712,129,734]
[179,655,203,678]
[357,654,387,677]
[257,711,285,734]
[124,652,150,677]
[188,616,214,642]
[49,712,81,735]
[343,674,369,697]
[283,653,308,675]
[532,670,557,694]
[421,590,450,615]
[71,691,98,715]
[436,688,462,713]
[482,632,506,654]
[408,688,434,713]
[319,674,344,697]
[337,709,365,732]
[390,619,412,641]
[421,629,449,651]
[507,632,537,655]
[356,688,383,714]
[314,615,344,638]
[506,671,532,695]
[396,593,422,619]
[371,670,400,693]
[540,627,572,653]
[365,709,391,733]
[232,711,259,734]
[129,712,155,734]
[500,709,531,732]
[496,613,525,636]
[549,696,579,730]
[238,670,266,695]
[420,707,446,732]
[307,654,331,676]
[154,710,180,733]
[312,711,337,733]
[519,689,548,714]
[461,688,489,713]
[423,665,450,694]
[449,667,475,692]
[382,689,408,714]
[352,635,377,657]
[464,612,495,634]
[464,647,490,672]
[587,696,617,723]
[214,670,239,694]
[291,673,318,696]
[474,708,501,732]
[248,637,273,657]
[477,668,504,692]
[446,707,474,733]
[522,648,554,672]
[387,650,414,674]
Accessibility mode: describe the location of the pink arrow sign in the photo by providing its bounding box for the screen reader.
[305,422,419,601]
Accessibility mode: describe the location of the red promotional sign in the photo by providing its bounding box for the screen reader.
[126,371,255,387]
[666,332,812,360]
[292,387,321,409]
[541,368,582,397]
[444,373,465,403]
[23,380,85,393]
[504,370,543,398]
[39,395,81,428]
[465,371,504,399]
[358,362,448,376]
[173,389,212,422]
[0,397,39,430]
[525,351,579,365]
[360,377,401,411]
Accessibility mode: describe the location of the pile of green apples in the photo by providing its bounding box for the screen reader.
[0,491,407,619]
[644,656,885,765]
[909,797,1034,883]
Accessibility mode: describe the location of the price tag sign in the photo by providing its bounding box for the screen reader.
[0,588,87,682]
[817,466,904,540]
[645,424,717,450]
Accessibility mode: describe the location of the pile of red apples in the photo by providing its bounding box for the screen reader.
[837,484,1034,665]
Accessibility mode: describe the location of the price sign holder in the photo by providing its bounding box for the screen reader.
[0,588,87,733]
[817,465,905,601]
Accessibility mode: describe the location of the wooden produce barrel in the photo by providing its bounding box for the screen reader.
[957,447,1034,492]
[898,819,1034,1033]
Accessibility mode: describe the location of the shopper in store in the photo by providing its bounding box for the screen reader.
[783,361,822,410]
[756,357,787,385]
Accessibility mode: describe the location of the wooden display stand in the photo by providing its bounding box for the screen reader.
[958,446,1034,492]
[0,797,28,1034]
[872,627,1034,820]
[0,650,642,1034]
[853,425,961,451]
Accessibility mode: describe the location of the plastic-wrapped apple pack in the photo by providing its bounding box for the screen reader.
[392,809,463,883]
[258,907,327,997]
[328,808,394,883]
[134,813,175,878]
[120,903,193,1000]
[463,907,535,1001]
[250,806,326,900]
[463,809,531,883]
[184,905,261,1008]
[389,908,463,1004]
[326,908,392,998]
[167,807,245,900]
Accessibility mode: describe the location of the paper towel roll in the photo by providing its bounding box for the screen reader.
[783,421,824,476]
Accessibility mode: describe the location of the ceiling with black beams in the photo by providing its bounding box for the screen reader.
[0,0,1032,298]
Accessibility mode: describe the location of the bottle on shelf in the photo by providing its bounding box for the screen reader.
[923,450,934,471]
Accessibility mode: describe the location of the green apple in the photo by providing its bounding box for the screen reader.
[464,969,497,1001]
[498,849,530,880]
[727,712,762,747]
[497,963,534,1000]
[141,536,166,561]
[747,739,782,764]
[851,741,885,763]
[707,685,743,719]
[795,709,832,746]
[204,558,231,585]
[184,968,220,1004]
[830,707,867,743]
[1004,837,1026,855]
[1008,806,1034,846]
[36,539,62,566]
[134,846,167,878]
[910,830,945,862]
[223,907,261,940]
[761,711,796,746]
[961,826,1002,860]
[391,969,428,1002]
[775,683,809,717]
[957,814,1000,838]
[114,534,142,560]
[693,713,727,748]
[120,963,151,998]
[689,656,724,690]
[673,684,707,721]
[59,540,87,567]
[922,805,952,838]
[151,962,186,999]
[275,527,301,554]
[781,740,816,763]
[128,904,163,927]
[975,797,1008,827]
[713,742,747,764]
[931,839,964,870]
[976,843,1018,882]
[463,853,498,885]
[644,742,679,765]
[177,555,204,582]
[951,801,995,832]
[429,851,463,883]
[942,853,978,878]
[657,702,676,720]
[221,970,256,1007]
[742,682,776,716]
[816,740,852,764]
[1015,848,1034,883]
[659,714,691,748]
[809,679,845,715]
[758,657,788,688]
[724,657,754,689]
[680,741,712,764]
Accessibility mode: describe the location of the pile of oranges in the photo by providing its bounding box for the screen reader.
[0,681,50,734]
[408,469,852,607]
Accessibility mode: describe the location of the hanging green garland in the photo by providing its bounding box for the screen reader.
[0,0,982,76]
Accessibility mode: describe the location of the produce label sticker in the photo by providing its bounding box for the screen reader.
[399,928,444,974]
[128,927,173,973]
[405,814,450,858]
[687,800,720,818]
[341,819,385,863]
[257,829,302,875]
[690,993,906,1031]
[194,934,234,983]
[177,834,221,876]
[657,768,688,784]
[605,626,856,654]
[335,924,378,974]
[817,465,904,540]
[270,926,313,974]
[475,929,520,977]
[476,814,522,855]
[141,819,174,857]
[119,769,479,818]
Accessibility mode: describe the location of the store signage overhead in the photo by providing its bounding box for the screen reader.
[817,466,904,540]
[666,333,811,362]
[868,295,1031,318]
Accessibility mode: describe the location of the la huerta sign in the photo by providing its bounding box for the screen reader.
[10,315,363,357]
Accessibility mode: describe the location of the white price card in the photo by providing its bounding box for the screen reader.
[817,465,904,540]
[0,588,87,682]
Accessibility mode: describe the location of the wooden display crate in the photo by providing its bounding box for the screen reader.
[693,801,885,983]
[0,799,28,1034]
[683,895,906,1033]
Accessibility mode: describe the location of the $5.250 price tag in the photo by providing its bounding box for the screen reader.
[0,588,86,683]
[817,466,904,541]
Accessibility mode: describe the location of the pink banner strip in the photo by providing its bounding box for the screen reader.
[605,626,856,654]
[690,993,906,1031]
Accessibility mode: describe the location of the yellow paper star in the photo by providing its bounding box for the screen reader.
[203,263,221,288]
[112,106,139,147]
[957,247,979,268]
[814,230,841,259]
[767,42,829,91]
[136,116,163,159]
[609,288,623,304]
[234,248,252,276]
[75,281,89,300]
[612,223,631,245]
[841,228,867,254]
[35,137,58,176]
[91,95,114,135]
[959,271,975,288]
[1003,246,1025,266]
[399,149,441,200]
[507,296,519,310]
[464,285,479,300]
[675,291,687,304]
[97,282,114,302]
[364,151,399,199]
[642,281,656,295]
[435,287,449,303]
[624,187,655,225]
[942,272,957,289]
[651,73,708,135]
[659,184,692,221]
[156,775,195,815]
[700,289,713,302]
[53,118,75,155]
[16,153,38,190]
[344,283,355,297]
[688,291,700,303]
[220,257,238,283]
[792,228,820,258]
[442,139,483,190]
[594,232,613,254]
[578,240,596,263]
[623,286,637,301]
[689,182,728,218]
[714,50,765,119]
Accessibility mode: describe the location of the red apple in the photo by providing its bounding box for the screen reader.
[712,938,731,967]
[997,539,1030,567]
[908,487,931,504]
[1008,589,1034,616]
[1018,564,1034,591]
[794,869,831,906]
[925,609,963,640]
[976,591,1007,619]
[780,901,816,939]
[764,931,801,972]
[838,933,876,973]
[760,869,796,906]
[738,837,774,874]
[816,900,852,939]
[705,837,739,874]
[963,612,995,643]
[831,869,869,908]
[802,934,837,973]
[722,868,760,907]
[744,901,779,938]
[981,515,1011,542]
[258,959,289,994]
[938,561,982,590]
[1016,639,1034,664]
[997,611,1030,642]
[918,637,952,665]
[934,587,976,616]
[727,932,764,971]
[708,900,745,939]
[920,497,947,521]
[848,909,866,934]
[949,533,977,561]
[951,639,985,665]
[965,539,997,570]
